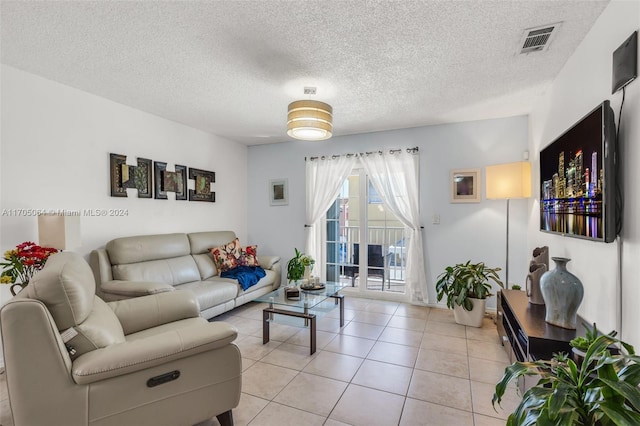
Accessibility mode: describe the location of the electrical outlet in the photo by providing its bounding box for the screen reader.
[433,214,440,225]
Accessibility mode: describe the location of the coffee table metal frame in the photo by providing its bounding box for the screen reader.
[260,284,345,355]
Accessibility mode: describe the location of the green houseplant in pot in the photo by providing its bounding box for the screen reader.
[493,333,640,425]
[286,248,314,284]
[570,322,618,367]
[435,260,503,327]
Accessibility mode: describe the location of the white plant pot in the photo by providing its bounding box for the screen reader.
[452,298,486,328]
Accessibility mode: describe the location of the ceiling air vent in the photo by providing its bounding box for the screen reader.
[519,23,562,54]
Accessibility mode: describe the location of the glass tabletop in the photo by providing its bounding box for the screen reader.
[254,282,346,310]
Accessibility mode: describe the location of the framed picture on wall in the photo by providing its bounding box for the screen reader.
[109,153,152,198]
[450,168,481,203]
[269,179,288,206]
[154,162,187,200]
[188,168,216,202]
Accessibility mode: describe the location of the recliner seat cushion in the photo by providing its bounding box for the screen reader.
[176,280,238,310]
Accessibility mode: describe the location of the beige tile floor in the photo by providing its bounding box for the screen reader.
[0,297,521,426]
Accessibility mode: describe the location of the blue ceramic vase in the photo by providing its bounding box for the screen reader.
[540,257,584,329]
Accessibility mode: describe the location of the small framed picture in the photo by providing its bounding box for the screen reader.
[269,179,288,206]
[450,169,481,203]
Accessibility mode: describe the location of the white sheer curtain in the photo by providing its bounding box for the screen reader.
[305,155,357,277]
[359,150,428,304]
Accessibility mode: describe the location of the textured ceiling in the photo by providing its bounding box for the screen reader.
[1,1,609,145]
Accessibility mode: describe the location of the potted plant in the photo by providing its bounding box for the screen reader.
[286,248,314,284]
[435,260,503,327]
[1,241,58,295]
[493,334,640,425]
[570,322,617,367]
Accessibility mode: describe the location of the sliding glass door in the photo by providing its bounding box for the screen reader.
[326,169,407,296]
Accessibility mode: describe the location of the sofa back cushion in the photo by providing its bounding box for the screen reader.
[112,256,201,285]
[107,233,191,265]
[188,231,236,279]
[192,254,217,280]
[106,233,201,285]
[188,231,237,254]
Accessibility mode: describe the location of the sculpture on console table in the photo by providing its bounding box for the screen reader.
[526,263,547,305]
[526,246,548,305]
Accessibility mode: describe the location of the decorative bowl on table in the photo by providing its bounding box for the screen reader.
[300,282,325,291]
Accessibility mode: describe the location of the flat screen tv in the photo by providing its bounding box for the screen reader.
[539,100,618,242]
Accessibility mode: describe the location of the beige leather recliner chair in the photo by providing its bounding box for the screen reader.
[0,252,242,426]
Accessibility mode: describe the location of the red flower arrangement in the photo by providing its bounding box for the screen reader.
[1,241,58,286]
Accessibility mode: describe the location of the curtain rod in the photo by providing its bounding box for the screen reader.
[305,146,418,161]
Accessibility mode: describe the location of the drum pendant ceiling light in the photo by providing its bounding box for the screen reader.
[287,100,333,141]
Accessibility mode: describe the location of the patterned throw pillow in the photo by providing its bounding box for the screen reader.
[210,238,241,273]
[238,245,259,267]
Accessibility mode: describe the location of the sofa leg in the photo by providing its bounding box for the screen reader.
[216,410,234,426]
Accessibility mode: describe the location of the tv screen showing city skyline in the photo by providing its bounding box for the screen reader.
[540,104,605,240]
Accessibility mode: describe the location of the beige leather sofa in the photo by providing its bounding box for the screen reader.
[90,231,281,319]
[0,252,241,426]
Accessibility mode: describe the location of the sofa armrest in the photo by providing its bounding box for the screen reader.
[258,255,280,270]
[72,321,238,384]
[108,291,200,335]
[101,280,175,300]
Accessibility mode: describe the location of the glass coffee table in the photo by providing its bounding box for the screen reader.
[254,282,346,354]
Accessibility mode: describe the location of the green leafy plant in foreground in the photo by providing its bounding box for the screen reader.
[493,334,640,425]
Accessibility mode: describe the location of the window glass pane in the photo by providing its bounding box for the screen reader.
[324,170,407,295]
[368,181,383,204]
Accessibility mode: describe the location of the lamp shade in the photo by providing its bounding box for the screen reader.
[287,100,333,141]
[485,161,532,199]
[38,214,81,250]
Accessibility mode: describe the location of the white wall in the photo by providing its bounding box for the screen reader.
[247,116,529,306]
[528,0,640,347]
[0,65,248,263]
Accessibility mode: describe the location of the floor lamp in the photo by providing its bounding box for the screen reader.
[485,161,531,289]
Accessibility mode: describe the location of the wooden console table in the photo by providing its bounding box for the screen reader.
[497,289,587,363]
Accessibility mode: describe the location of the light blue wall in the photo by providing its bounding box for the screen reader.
[247,116,529,307]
